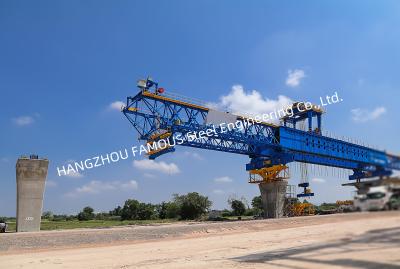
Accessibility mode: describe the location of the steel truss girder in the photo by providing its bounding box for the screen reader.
[279,127,399,171]
[123,90,400,181]
[123,91,279,156]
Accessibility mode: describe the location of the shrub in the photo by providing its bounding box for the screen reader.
[137,203,157,220]
[157,202,180,219]
[121,199,140,220]
[229,199,246,216]
[77,206,95,221]
[109,206,122,216]
[42,211,54,220]
[173,192,212,220]
[221,209,232,217]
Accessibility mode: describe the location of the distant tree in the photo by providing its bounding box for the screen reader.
[95,212,110,220]
[137,203,157,220]
[173,192,212,220]
[244,208,256,216]
[221,209,232,217]
[229,199,246,216]
[53,214,68,221]
[157,202,167,219]
[121,199,140,220]
[65,215,76,221]
[251,196,263,210]
[109,206,122,216]
[251,196,263,215]
[42,211,54,220]
[165,202,180,219]
[77,206,95,221]
[157,202,178,219]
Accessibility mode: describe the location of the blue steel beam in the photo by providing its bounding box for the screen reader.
[123,90,279,155]
[123,85,400,181]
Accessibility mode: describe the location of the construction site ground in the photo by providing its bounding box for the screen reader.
[0,211,399,269]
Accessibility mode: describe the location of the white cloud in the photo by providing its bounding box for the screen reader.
[66,180,138,197]
[183,151,203,160]
[214,176,233,183]
[351,107,387,122]
[209,85,293,122]
[143,173,156,178]
[213,189,225,194]
[59,160,83,178]
[120,180,139,190]
[311,178,326,183]
[65,170,83,178]
[109,101,125,111]
[74,180,115,194]
[133,159,180,174]
[286,69,305,87]
[13,116,35,126]
[46,180,57,187]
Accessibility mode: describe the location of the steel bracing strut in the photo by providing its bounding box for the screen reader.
[123,78,400,183]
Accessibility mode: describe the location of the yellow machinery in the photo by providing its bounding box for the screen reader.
[336,200,354,206]
[146,131,172,157]
[249,164,289,183]
[286,202,315,217]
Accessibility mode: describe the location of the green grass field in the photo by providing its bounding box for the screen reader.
[5,219,177,232]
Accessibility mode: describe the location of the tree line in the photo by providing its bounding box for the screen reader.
[40,192,265,222]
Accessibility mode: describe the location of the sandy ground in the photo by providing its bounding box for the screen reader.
[1,211,399,269]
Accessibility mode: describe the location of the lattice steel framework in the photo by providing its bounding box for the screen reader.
[123,79,400,182]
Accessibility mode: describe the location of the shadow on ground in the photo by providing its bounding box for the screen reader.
[232,227,400,269]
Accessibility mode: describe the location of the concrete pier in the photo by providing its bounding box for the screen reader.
[259,180,288,218]
[16,155,49,232]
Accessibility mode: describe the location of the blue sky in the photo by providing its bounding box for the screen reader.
[1,1,400,216]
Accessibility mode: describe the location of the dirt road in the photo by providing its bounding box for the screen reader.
[1,212,399,268]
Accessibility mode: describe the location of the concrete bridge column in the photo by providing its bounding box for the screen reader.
[16,155,49,232]
[259,180,287,218]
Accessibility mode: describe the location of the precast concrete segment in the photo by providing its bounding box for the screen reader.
[259,180,288,218]
[16,156,49,232]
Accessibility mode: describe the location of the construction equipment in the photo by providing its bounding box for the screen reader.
[122,78,400,216]
[336,200,354,206]
[297,182,314,198]
[288,202,315,217]
[249,164,289,183]
[0,221,7,233]
[123,78,400,180]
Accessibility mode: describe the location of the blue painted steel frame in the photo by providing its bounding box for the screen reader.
[123,90,400,180]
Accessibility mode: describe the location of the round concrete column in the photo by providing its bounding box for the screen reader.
[258,180,288,218]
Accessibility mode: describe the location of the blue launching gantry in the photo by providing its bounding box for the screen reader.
[123,78,400,195]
